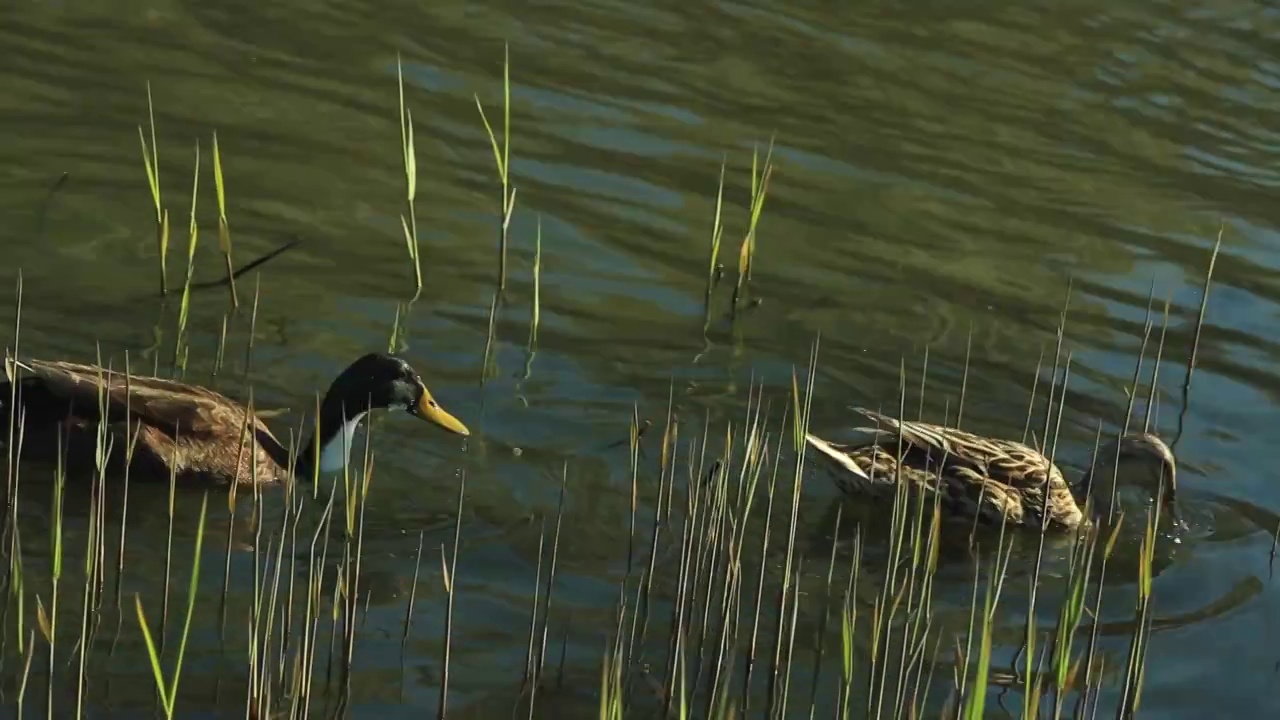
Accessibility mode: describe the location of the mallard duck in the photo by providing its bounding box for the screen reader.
[0,352,470,486]
[805,408,1181,531]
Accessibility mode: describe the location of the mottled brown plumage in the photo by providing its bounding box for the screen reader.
[1,353,470,487]
[806,407,1180,531]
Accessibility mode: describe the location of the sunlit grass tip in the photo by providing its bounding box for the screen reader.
[475,44,514,290]
[396,53,423,295]
[732,137,775,309]
[174,141,201,371]
[211,131,238,307]
[136,492,208,720]
[528,216,542,353]
[138,81,169,297]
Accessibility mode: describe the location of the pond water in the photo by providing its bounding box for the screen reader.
[0,1,1278,717]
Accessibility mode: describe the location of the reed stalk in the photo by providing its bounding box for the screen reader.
[396,54,424,295]
[212,131,238,307]
[138,82,169,297]
[475,45,513,290]
[174,141,201,370]
[136,493,209,720]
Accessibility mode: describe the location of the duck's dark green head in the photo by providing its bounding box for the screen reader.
[323,352,470,437]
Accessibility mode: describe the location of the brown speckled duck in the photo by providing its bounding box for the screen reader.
[805,408,1181,531]
[0,352,470,486]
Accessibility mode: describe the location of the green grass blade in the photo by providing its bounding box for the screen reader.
[400,215,415,260]
[159,209,170,274]
[502,44,511,182]
[139,127,160,218]
[397,53,408,159]
[527,217,541,351]
[135,595,172,714]
[146,82,160,192]
[406,107,417,202]
[213,163,230,250]
[212,132,227,226]
[962,570,995,720]
[708,160,726,284]
[211,131,238,305]
[166,493,208,712]
[474,97,505,182]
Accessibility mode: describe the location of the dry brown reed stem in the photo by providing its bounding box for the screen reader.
[1172,223,1224,450]
[534,465,568,683]
[244,276,261,377]
[522,520,547,695]
[480,291,501,388]
[627,403,642,579]
[437,464,467,720]
[1145,295,1172,433]
[403,530,426,653]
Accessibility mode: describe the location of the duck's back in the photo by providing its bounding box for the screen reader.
[2,358,290,485]
[807,408,1084,530]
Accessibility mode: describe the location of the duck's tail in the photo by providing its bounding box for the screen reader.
[0,354,17,424]
[0,356,55,430]
[804,432,873,482]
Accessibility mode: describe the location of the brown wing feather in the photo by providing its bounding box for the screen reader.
[21,359,233,440]
[850,407,1054,491]
[6,358,290,485]
[807,408,1082,530]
